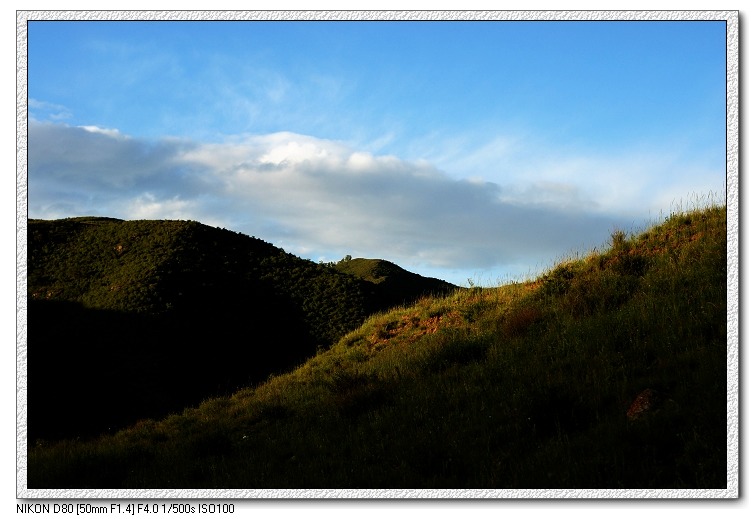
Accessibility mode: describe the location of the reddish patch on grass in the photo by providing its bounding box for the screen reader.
[501,305,543,339]
[368,311,465,348]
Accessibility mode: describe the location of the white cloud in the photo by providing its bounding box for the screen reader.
[29,121,680,281]
[79,125,123,138]
[120,193,198,221]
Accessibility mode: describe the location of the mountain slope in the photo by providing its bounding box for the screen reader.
[27,205,728,489]
[28,217,370,342]
[27,217,456,440]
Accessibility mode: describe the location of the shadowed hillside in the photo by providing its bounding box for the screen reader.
[27,217,457,441]
[27,205,728,489]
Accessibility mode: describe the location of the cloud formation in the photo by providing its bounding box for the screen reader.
[28,120,640,281]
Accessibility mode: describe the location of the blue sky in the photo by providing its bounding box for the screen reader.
[26,17,728,286]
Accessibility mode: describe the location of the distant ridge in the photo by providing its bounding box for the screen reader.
[333,257,458,310]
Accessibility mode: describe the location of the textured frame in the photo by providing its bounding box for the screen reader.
[16,9,739,500]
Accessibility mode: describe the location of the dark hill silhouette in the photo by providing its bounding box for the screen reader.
[333,257,458,311]
[26,217,458,441]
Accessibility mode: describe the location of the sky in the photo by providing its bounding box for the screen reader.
[25,16,728,286]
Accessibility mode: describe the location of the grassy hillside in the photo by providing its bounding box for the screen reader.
[26,205,728,489]
[27,217,454,441]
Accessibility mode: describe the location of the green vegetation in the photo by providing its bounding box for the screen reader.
[27,217,454,441]
[26,205,727,489]
[28,217,372,344]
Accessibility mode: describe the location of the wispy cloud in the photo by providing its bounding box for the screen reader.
[28,98,73,122]
[405,126,725,222]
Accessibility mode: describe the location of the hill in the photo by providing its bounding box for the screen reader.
[333,257,457,310]
[26,217,456,441]
[26,205,728,489]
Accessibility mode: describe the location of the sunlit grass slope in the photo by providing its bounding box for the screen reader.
[28,205,727,489]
